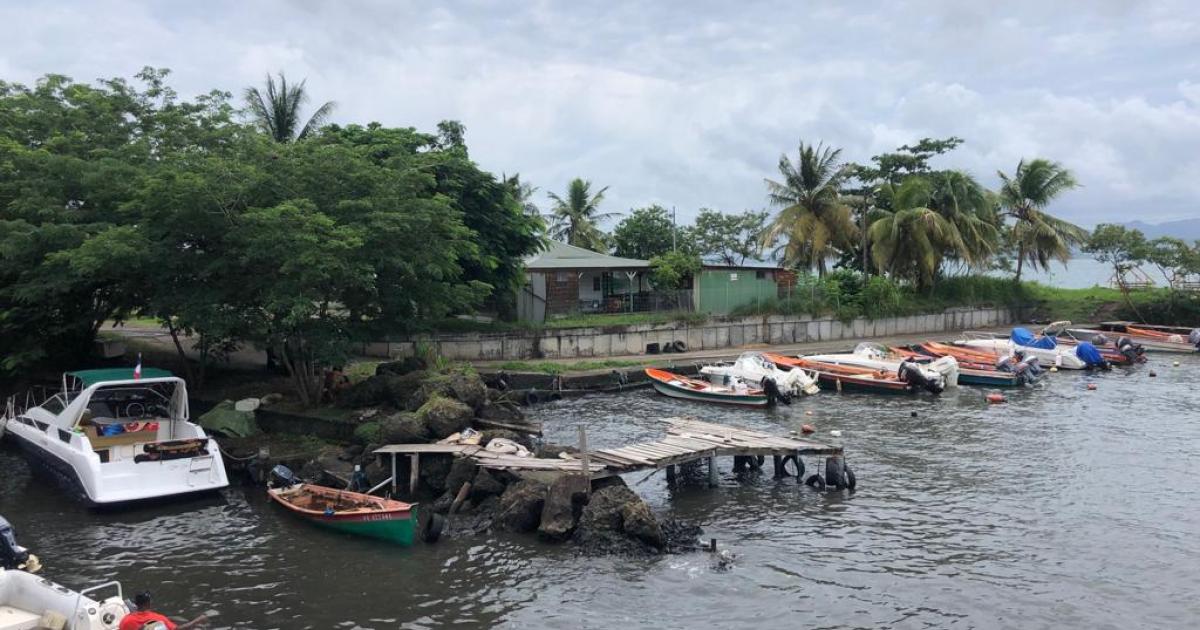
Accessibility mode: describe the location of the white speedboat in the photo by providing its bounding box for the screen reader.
[1,368,228,506]
[700,352,821,398]
[806,343,960,388]
[958,329,1087,370]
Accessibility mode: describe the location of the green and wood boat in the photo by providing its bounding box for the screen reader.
[645,368,771,407]
[268,483,416,545]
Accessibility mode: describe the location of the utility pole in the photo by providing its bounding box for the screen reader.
[672,206,677,252]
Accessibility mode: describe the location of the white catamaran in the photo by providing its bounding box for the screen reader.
[1,368,228,506]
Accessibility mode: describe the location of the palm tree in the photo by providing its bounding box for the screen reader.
[996,159,1086,281]
[868,178,969,289]
[927,170,1002,269]
[504,173,541,218]
[244,72,335,142]
[761,141,857,275]
[547,178,615,251]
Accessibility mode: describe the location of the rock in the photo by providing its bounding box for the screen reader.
[481,429,534,451]
[444,457,477,496]
[418,454,454,495]
[340,444,365,461]
[431,491,455,514]
[538,475,590,541]
[493,480,548,533]
[470,468,508,500]
[407,373,454,411]
[260,393,285,406]
[363,457,387,485]
[352,422,382,445]
[575,483,639,536]
[479,400,525,424]
[536,443,580,459]
[376,356,428,376]
[378,412,430,444]
[417,396,473,440]
[620,500,665,549]
[448,369,488,411]
[337,375,391,408]
[359,443,382,465]
[385,371,430,409]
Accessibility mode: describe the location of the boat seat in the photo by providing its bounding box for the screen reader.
[81,425,159,448]
[0,605,41,630]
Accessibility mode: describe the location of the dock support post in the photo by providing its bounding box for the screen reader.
[578,425,591,494]
[409,453,420,496]
[772,455,784,478]
[665,464,676,485]
[391,453,397,495]
[707,456,718,487]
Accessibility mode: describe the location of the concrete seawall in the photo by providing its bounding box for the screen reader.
[360,307,1018,362]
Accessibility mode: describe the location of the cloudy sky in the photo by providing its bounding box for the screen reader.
[3,0,1198,227]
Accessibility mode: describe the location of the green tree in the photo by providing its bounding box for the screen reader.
[611,205,677,259]
[692,209,767,266]
[762,141,857,275]
[867,178,968,289]
[1143,237,1200,289]
[547,178,615,251]
[244,72,335,142]
[649,250,702,290]
[996,158,1086,281]
[504,173,541,218]
[1085,224,1148,318]
[926,170,1002,269]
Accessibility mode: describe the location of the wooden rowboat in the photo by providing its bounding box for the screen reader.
[268,483,417,545]
[645,368,771,407]
[763,354,918,394]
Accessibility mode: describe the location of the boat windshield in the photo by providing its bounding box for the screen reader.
[78,381,184,427]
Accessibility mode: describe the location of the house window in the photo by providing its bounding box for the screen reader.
[593,276,601,291]
[756,270,767,280]
[556,271,570,283]
[729,272,738,282]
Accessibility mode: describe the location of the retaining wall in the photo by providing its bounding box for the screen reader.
[358,306,1018,362]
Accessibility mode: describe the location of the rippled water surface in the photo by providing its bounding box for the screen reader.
[3,356,1200,629]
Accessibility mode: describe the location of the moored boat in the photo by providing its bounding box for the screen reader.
[1068,321,1199,354]
[645,368,772,407]
[268,470,418,545]
[806,343,960,388]
[892,346,1028,387]
[959,328,1088,369]
[1,368,228,506]
[699,352,820,398]
[763,354,943,395]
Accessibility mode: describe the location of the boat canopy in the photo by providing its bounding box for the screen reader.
[67,368,174,387]
[1075,342,1105,367]
[1011,327,1056,350]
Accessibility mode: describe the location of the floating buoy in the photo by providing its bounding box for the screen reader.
[1173,361,1180,367]
[801,424,815,434]
[1050,366,1058,373]
[986,393,1006,404]
[910,411,918,418]
[1149,371,1157,377]
[829,429,842,438]
[1087,383,1097,390]
[804,410,814,416]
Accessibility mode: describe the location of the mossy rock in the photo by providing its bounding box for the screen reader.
[407,373,454,411]
[378,411,431,444]
[337,376,391,409]
[384,371,430,409]
[447,369,487,411]
[352,422,382,446]
[416,395,473,440]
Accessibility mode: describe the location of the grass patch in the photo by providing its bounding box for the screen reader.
[491,359,646,375]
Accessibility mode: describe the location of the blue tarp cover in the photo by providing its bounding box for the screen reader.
[1011,327,1057,350]
[1075,342,1106,367]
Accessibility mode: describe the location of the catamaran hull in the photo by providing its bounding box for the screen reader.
[649,380,770,407]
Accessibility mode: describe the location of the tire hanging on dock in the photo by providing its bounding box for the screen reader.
[825,458,845,490]
[805,473,826,491]
[844,463,857,490]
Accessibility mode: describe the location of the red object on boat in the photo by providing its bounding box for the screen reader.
[801,424,815,434]
[1087,383,1097,390]
[986,393,1005,404]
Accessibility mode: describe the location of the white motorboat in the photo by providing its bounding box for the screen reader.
[806,343,961,388]
[700,352,821,397]
[1,368,228,506]
[958,329,1087,370]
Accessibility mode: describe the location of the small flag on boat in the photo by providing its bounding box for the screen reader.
[133,353,143,380]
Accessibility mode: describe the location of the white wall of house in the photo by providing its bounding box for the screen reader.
[578,271,604,303]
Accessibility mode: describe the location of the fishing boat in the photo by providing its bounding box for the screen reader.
[699,352,820,398]
[763,354,943,395]
[268,467,418,545]
[1,516,129,629]
[805,343,960,388]
[1037,322,1144,365]
[645,368,772,407]
[1065,321,1198,354]
[1,368,228,506]
[900,343,1040,386]
[958,328,1088,369]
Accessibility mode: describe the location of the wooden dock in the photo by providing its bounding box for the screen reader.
[373,417,845,494]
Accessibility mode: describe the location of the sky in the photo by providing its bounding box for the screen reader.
[2,0,1199,228]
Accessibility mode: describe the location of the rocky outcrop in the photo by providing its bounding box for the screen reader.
[377,412,430,444]
[494,480,548,533]
[448,370,488,411]
[416,396,473,440]
[538,475,590,541]
[620,501,665,549]
[470,468,507,500]
[376,356,427,377]
[573,480,666,554]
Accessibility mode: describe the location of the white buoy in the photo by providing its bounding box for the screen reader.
[1174,361,1181,367]
[829,430,843,438]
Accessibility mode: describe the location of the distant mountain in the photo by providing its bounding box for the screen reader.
[1119,218,1200,241]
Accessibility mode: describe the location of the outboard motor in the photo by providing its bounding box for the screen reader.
[1117,338,1145,363]
[1075,342,1111,371]
[898,359,945,394]
[0,516,31,571]
[1092,333,1109,347]
[269,465,300,489]
[1190,328,1200,349]
[761,377,791,406]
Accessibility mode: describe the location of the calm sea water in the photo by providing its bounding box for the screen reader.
[988,256,1168,290]
[3,355,1199,629]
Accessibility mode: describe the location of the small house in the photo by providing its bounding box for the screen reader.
[518,241,651,322]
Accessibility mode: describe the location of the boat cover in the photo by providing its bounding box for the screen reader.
[197,400,260,437]
[1074,342,1106,368]
[1011,327,1056,350]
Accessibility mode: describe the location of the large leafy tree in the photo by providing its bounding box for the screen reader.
[868,178,969,289]
[996,158,1086,281]
[244,72,335,143]
[762,141,857,275]
[547,178,615,251]
[692,209,767,266]
[611,205,678,259]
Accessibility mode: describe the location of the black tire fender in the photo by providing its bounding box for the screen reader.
[804,473,826,491]
[421,511,445,543]
[844,463,857,490]
[524,390,541,406]
[825,458,845,490]
[672,340,687,353]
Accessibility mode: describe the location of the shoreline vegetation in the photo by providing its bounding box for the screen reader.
[2,69,1197,407]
